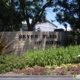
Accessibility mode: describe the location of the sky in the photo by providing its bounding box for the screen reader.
[46,8,71,31]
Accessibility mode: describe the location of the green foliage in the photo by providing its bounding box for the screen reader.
[0,45,80,74]
[0,54,26,73]
[53,0,80,29]
[0,0,53,31]
[0,35,15,55]
[24,45,80,67]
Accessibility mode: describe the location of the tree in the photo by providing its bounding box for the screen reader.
[53,0,80,30]
[0,0,10,31]
[19,0,53,31]
[0,0,53,31]
[0,0,23,31]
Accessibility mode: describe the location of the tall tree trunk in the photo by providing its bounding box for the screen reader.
[27,24,33,31]
[10,0,14,31]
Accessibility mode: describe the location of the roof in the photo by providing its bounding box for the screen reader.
[35,20,58,28]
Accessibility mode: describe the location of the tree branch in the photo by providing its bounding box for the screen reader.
[31,0,53,26]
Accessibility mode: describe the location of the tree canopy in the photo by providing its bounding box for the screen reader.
[0,0,80,31]
[0,0,53,31]
[53,0,80,30]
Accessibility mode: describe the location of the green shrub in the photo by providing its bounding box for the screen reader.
[23,45,80,67]
[0,54,26,73]
[0,45,80,74]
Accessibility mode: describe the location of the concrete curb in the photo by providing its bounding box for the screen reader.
[0,75,73,78]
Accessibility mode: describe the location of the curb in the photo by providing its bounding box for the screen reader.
[0,75,73,78]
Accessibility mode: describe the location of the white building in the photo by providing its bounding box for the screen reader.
[34,21,58,32]
[21,20,58,31]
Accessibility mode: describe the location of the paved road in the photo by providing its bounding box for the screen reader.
[0,76,79,80]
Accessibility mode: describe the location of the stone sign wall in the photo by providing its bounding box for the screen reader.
[0,32,71,55]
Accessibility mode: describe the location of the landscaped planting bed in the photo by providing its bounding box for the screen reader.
[0,45,80,75]
[12,63,80,75]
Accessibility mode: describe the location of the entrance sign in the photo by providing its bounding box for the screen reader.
[0,32,70,55]
[18,34,59,45]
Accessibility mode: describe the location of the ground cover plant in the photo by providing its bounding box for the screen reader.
[9,63,80,75]
[0,45,80,75]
